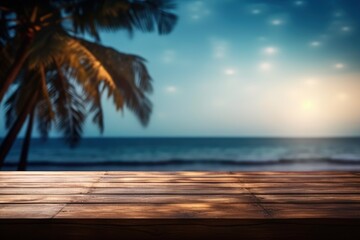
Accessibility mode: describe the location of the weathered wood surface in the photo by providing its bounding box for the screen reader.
[0,171,359,240]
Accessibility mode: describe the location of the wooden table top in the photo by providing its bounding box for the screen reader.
[0,171,359,219]
[0,171,360,219]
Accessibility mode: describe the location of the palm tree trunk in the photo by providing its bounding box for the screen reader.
[17,109,35,171]
[0,36,33,103]
[0,91,39,169]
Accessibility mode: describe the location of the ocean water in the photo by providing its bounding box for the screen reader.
[3,137,360,171]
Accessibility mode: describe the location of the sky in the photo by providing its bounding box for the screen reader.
[2,0,360,137]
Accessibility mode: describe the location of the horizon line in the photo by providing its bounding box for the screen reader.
[4,136,360,139]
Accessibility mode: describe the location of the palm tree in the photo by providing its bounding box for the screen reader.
[0,0,177,101]
[0,0,177,169]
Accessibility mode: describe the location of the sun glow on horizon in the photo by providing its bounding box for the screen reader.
[301,99,316,111]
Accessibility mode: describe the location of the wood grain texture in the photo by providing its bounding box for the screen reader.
[55,203,266,218]
[0,171,359,239]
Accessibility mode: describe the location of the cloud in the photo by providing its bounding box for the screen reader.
[165,86,178,94]
[268,13,289,26]
[210,39,229,59]
[187,1,211,21]
[259,62,273,71]
[161,50,176,63]
[327,19,354,36]
[334,63,345,69]
[263,46,278,55]
[224,68,236,75]
[246,3,268,16]
[333,10,345,18]
[293,1,305,7]
[309,41,321,47]
[270,19,283,26]
[341,26,351,32]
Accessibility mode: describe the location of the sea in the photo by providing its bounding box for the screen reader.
[3,137,360,171]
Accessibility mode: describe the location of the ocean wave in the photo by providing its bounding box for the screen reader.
[4,158,360,167]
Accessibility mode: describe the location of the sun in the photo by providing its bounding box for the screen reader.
[301,100,315,111]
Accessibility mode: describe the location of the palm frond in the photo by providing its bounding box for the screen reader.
[129,0,177,35]
[86,83,104,133]
[57,84,86,147]
[65,38,117,92]
[4,89,17,128]
[79,38,153,126]
[3,70,39,127]
[50,59,86,147]
[26,26,69,70]
[35,64,55,139]
[64,0,177,40]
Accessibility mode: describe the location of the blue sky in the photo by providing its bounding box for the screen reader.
[2,0,360,137]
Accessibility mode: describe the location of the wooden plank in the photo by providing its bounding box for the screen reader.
[55,203,266,218]
[0,182,94,188]
[92,182,245,188]
[262,203,360,218]
[0,177,100,183]
[8,193,359,205]
[90,188,248,195]
[0,194,254,204]
[248,187,360,194]
[241,182,360,188]
[0,195,86,203]
[0,171,106,175]
[14,182,246,189]
[256,194,360,203]
[96,182,360,188]
[90,183,248,194]
[100,177,240,183]
[0,180,246,188]
[232,172,359,177]
[80,194,254,204]
[105,171,235,177]
[0,188,90,195]
[3,182,358,188]
[0,184,248,195]
[99,177,360,185]
[0,204,65,218]
[238,177,360,183]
